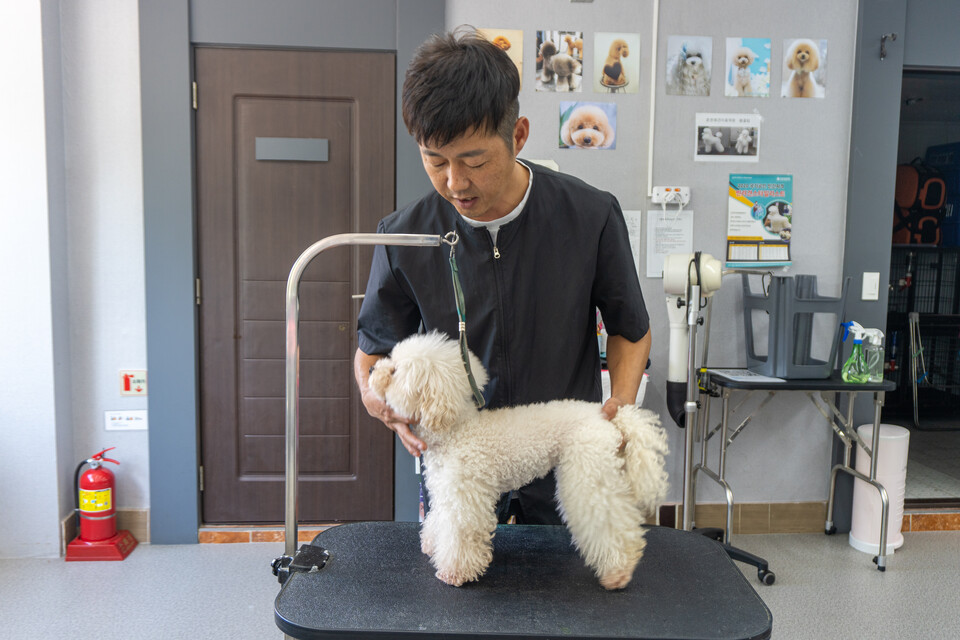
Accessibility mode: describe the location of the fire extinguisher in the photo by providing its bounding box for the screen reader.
[74,448,120,542]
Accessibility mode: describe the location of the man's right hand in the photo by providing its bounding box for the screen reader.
[355,349,427,457]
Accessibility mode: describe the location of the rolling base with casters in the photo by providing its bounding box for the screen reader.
[697,527,776,586]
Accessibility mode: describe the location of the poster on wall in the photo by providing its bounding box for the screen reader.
[695,113,760,162]
[559,102,617,149]
[726,174,793,268]
[665,35,712,96]
[594,32,640,94]
[645,209,694,278]
[537,30,583,92]
[478,28,523,88]
[724,37,771,97]
[781,39,828,98]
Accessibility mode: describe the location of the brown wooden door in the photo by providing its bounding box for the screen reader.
[195,47,395,523]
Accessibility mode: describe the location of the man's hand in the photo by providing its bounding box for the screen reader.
[355,349,427,456]
[600,396,626,421]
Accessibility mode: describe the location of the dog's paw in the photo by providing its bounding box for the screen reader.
[420,535,435,557]
[436,568,476,587]
[599,568,633,590]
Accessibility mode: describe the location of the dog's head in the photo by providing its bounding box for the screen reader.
[561,105,614,149]
[609,39,629,59]
[733,47,756,69]
[540,40,558,58]
[786,39,820,72]
[701,127,721,141]
[681,46,705,68]
[368,331,487,435]
[492,35,511,51]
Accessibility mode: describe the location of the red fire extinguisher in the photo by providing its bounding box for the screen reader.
[75,448,120,541]
[66,448,137,561]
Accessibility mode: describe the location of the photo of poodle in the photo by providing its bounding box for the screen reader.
[560,102,616,149]
[368,331,669,590]
[666,36,712,96]
[564,34,583,60]
[699,127,724,153]
[536,30,583,92]
[594,32,641,93]
[725,38,770,97]
[479,29,523,88]
[694,115,760,162]
[735,128,754,154]
[763,201,792,239]
[781,38,827,98]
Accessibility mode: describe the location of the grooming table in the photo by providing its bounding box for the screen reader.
[697,370,897,569]
[275,521,772,640]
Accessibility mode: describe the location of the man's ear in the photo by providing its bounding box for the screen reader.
[513,116,530,155]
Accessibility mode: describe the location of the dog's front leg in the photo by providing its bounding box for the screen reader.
[426,492,498,586]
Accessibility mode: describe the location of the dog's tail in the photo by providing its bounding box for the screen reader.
[612,406,669,518]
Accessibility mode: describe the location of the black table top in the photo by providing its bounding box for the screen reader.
[705,369,896,393]
[275,522,772,640]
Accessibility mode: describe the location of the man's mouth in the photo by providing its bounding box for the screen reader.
[453,196,478,209]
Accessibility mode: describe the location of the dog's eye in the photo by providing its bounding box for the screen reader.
[577,124,584,130]
[592,125,600,131]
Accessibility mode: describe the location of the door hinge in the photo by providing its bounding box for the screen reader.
[195,278,201,305]
[192,81,198,110]
[199,465,204,492]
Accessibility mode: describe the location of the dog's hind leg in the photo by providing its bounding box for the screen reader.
[554,428,647,590]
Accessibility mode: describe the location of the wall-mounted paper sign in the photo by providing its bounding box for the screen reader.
[695,112,761,162]
[645,209,694,278]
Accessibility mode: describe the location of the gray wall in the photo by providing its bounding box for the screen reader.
[447,0,859,504]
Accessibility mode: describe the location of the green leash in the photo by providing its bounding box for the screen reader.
[443,231,486,409]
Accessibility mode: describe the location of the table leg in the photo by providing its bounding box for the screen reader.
[871,391,890,570]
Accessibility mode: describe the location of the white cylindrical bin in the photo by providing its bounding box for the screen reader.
[849,423,910,555]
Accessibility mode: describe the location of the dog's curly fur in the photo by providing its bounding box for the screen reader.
[731,46,756,96]
[369,332,669,590]
[784,39,821,98]
[540,40,582,92]
[601,38,629,86]
[668,45,710,96]
[735,128,753,154]
[700,127,724,153]
[561,105,615,149]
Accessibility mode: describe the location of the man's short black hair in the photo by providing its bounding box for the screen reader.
[402,27,520,149]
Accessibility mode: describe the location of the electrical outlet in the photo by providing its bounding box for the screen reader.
[651,186,691,205]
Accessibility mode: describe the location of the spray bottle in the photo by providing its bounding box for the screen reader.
[840,321,868,383]
[862,328,885,383]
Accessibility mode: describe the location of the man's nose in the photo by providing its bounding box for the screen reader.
[447,164,469,192]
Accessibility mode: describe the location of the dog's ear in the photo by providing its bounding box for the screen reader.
[560,117,574,146]
[786,44,799,70]
[600,116,615,148]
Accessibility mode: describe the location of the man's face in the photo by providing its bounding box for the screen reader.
[419,120,528,222]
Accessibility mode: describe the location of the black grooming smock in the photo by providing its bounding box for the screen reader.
[358,162,649,521]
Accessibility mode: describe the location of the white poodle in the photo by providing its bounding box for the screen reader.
[700,127,724,153]
[735,128,753,154]
[368,332,669,590]
[764,204,792,234]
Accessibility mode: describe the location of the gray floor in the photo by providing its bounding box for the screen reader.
[2,529,959,639]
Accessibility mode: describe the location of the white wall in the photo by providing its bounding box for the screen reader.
[447,0,859,503]
[0,0,65,558]
[60,0,149,509]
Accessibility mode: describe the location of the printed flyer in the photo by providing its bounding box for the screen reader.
[726,174,793,268]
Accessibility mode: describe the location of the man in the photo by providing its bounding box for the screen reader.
[353,28,651,524]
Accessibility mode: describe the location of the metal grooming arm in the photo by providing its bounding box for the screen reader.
[272,233,442,582]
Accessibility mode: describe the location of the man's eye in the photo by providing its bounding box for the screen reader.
[467,162,486,169]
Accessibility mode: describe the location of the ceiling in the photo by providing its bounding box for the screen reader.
[900,70,960,122]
